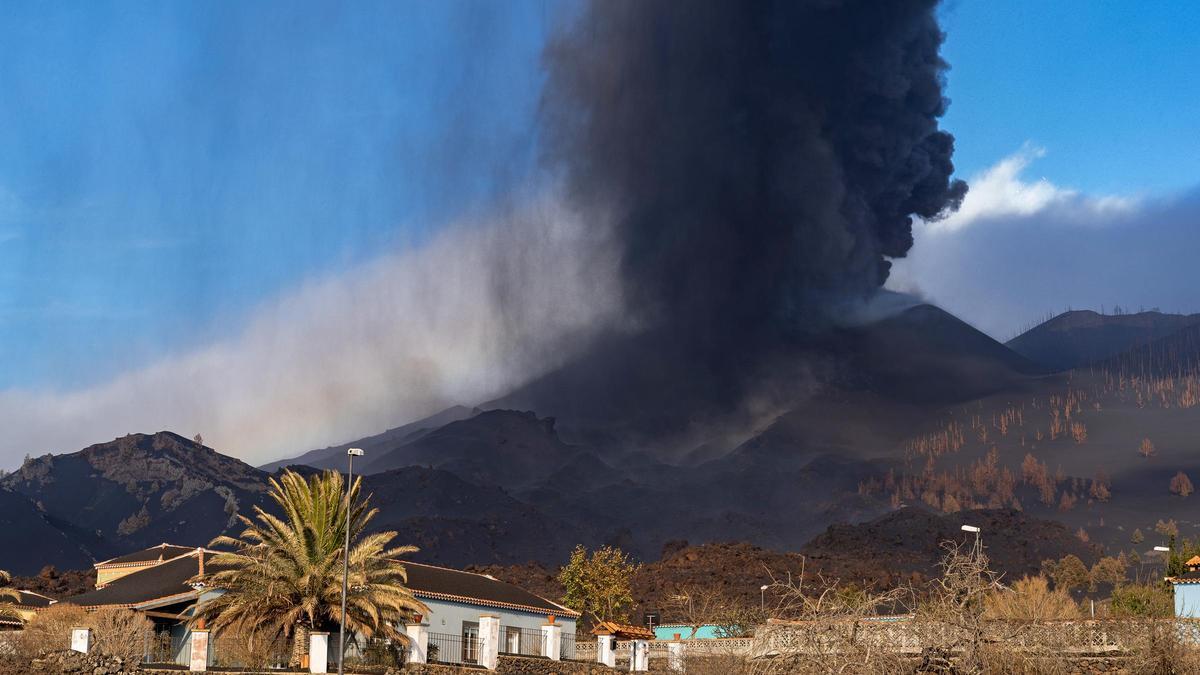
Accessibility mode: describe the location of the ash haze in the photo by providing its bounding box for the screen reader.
[0,198,622,467]
[890,147,1200,340]
[1,0,1198,468]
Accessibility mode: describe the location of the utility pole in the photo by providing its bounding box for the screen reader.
[338,448,364,675]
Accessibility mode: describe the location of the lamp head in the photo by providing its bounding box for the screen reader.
[961,525,981,533]
[347,448,364,457]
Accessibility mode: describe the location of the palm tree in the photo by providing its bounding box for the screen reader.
[0,569,21,622]
[191,469,427,667]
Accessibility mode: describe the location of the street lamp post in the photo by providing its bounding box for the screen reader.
[961,524,982,559]
[760,585,769,612]
[338,448,364,675]
[1154,545,1171,581]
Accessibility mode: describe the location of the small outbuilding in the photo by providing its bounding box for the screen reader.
[1169,555,1200,618]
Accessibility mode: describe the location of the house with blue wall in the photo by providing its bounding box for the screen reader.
[65,543,578,666]
[652,624,725,640]
[1169,555,1200,618]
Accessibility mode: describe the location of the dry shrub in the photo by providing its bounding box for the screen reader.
[16,604,150,665]
[984,576,1081,622]
[88,607,152,664]
[16,603,89,656]
[1121,620,1200,674]
[976,643,1070,675]
[743,572,914,674]
[215,628,283,669]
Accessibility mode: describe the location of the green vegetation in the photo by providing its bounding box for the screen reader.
[191,469,426,667]
[1109,583,1174,618]
[559,544,639,628]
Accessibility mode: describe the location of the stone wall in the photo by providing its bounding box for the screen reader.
[27,650,142,674]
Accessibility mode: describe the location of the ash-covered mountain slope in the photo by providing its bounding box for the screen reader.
[260,405,477,473]
[357,409,581,490]
[14,302,1200,578]
[1007,310,1200,372]
[1,432,270,567]
[0,489,94,575]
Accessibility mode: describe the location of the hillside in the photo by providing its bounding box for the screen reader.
[1007,310,1200,372]
[0,432,270,571]
[9,301,1200,582]
[359,409,578,490]
[474,508,1099,624]
[360,465,585,567]
[800,507,1100,583]
[260,405,477,472]
[0,489,94,575]
[0,432,588,574]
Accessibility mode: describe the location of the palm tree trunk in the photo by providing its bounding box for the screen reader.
[291,624,310,668]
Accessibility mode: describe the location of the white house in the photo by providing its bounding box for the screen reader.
[65,543,579,668]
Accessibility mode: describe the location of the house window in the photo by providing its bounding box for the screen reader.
[462,621,479,663]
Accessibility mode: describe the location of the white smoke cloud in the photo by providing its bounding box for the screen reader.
[890,145,1200,340]
[0,196,622,468]
[926,144,1136,233]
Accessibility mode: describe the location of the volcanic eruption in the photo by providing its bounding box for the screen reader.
[498,0,969,439]
[542,0,967,350]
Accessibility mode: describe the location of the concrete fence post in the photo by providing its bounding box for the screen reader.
[478,615,500,670]
[406,623,429,664]
[70,627,91,654]
[541,623,562,660]
[667,641,685,672]
[308,632,329,673]
[189,629,210,672]
[630,639,649,672]
[597,635,616,667]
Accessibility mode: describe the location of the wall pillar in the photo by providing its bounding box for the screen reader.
[541,623,562,661]
[478,615,500,670]
[406,623,429,664]
[597,635,616,667]
[630,639,649,672]
[70,627,91,654]
[308,632,329,673]
[667,641,685,672]
[189,629,210,672]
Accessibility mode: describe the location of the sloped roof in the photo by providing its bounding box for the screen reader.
[0,589,55,609]
[1169,570,1200,585]
[69,546,577,619]
[592,621,654,640]
[402,561,578,618]
[15,590,55,608]
[95,543,195,568]
[70,550,211,609]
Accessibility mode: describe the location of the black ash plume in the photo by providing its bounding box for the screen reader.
[541,0,966,355]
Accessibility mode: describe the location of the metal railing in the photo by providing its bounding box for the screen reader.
[560,632,579,661]
[499,625,546,657]
[206,632,291,669]
[344,637,405,668]
[428,631,480,665]
[141,629,185,666]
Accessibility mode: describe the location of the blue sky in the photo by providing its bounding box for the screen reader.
[939,0,1200,195]
[0,1,1198,463]
[0,0,553,389]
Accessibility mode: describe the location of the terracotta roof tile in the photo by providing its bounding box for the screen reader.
[592,621,655,640]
